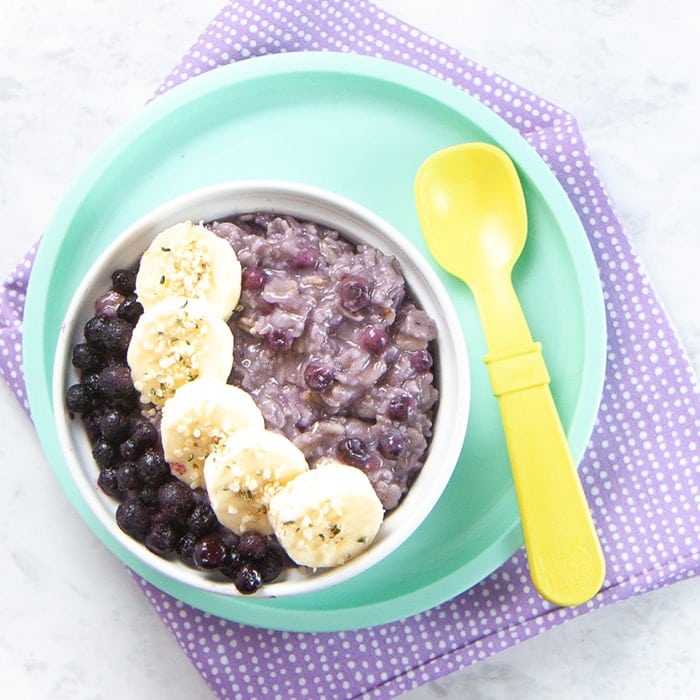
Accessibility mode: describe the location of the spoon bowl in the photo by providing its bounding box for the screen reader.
[417,143,528,284]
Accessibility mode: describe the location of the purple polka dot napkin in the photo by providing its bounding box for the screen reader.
[3,1,699,698]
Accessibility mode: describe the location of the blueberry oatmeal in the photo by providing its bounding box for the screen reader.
[65,212,439,593]
[213,213,438,511]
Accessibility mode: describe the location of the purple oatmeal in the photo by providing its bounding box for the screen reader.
[211,213,439,511]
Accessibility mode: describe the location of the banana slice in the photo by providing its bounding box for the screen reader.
[204,427,309,535]
[160,376,265,489]
[268,459,384,568]
[127,296,234,406]
[135,221,242,319]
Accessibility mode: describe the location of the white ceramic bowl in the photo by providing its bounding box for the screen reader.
[53,181,470,598]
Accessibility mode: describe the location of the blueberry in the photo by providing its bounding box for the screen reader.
[137,483,160,507]
[130,418,158,450]
[117,297,143,325]
[193,534,228,570]
[116,498,151,539]
[81,409,104,442]
[258,549,284,583]
[65,383,93,414]
[116,461,141,493]
[291,246,317,269]
[112,392,139,413]
[120,437,139,461]
[360,326,389,355]
[378,430,404,459]
[409,349,432,373]
[177,532,198,568]
[71,343,105,373]
[265,328,293,353]
[137,448,170,486]
[98,365,134,400]
[81,372,102,398]
[339,275,371,313]
[337,437,369,467]
[186,502,217,537]
[145,522,178,557]
[101,318,133,355]
[84,316,109,345]
[218,527,240,551]
[92,440,115,468]
[97,467,121,498]
[111,269,137,296]
[387,393,413,422]
[303,361,335,391]
[232,563,263,594]
[241,265,267,291]
[99,409,129,443]
[237,531,268,560]
[94,290,123,319]
[158,480,195,521]
[226,543,246,566]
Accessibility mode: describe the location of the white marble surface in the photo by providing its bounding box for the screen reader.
[1,1,698,698]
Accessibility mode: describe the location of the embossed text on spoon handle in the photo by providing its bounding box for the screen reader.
[485,342,606,606]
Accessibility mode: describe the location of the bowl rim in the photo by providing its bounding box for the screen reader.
[52,178,470,598]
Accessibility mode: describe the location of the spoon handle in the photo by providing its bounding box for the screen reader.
[485,343,606,606]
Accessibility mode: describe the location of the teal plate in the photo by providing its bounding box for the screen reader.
[24,52,606,632]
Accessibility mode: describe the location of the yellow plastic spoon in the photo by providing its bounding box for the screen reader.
[415,142,605,607]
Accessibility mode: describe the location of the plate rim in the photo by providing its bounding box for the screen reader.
[24,51,607,632]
